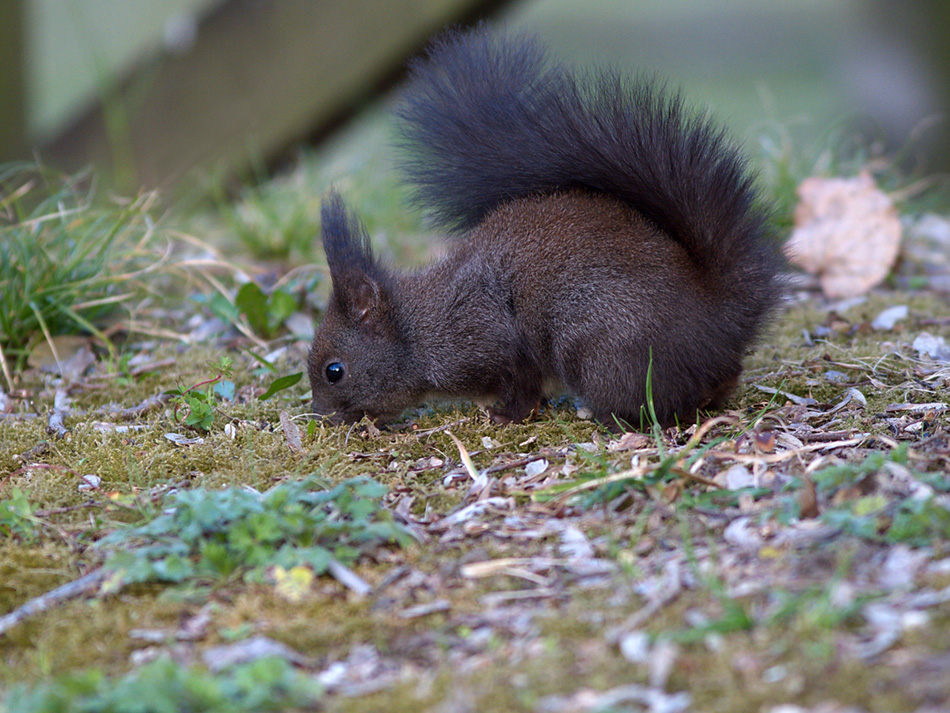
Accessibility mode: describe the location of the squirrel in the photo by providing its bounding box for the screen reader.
[307,28,784,429]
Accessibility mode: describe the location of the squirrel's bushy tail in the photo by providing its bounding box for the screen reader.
[396,27,782,296]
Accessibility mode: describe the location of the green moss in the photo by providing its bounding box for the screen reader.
[0,587,181,686]
[0,545,75,613]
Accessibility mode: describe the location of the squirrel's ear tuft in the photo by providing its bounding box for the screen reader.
[321,190,376,275]
[321,190,389,323]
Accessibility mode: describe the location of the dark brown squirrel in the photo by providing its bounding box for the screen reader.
[307,28,784,429]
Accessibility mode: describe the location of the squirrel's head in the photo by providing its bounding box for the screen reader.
[307,192,420,425]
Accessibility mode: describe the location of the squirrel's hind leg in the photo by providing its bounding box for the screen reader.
[701,370,741,411]
[589,367,743,432]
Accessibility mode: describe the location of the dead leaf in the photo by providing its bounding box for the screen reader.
[660,481,681,503]
[47,387,70,438]
[754,384,817,406]
[78,474,101,491]
[327,558,372,596]
[871,305,908,331]
[27,336,95,380]
[279,410,303,454]
[429,497,513,531]
[754,430,776,453]
[556,524,595,560]
[798,475,819,519]
[446,431,479,480]
[723,517,764,548]
[885,402,947,414]
[913,332,950,362]
[877,546,930,591]
[397,600,451,619]
[537,684,691,713]
[716,464,754,490]
[316,644,398,696]
[164,433,205,446]
[524,458,549,478]
[618,630,650,663]
[178,608,212,640]
[786,172,901,298]
[648,639,679,690]
[607,432,652,452]
[272,564,314,602]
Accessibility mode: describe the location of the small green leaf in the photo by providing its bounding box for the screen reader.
[203,291,241,323]
[183,396,215,430]
[259,372,303,401]
[200,540,238,576]
[152,554,194,582]
[234,284,297,337]
[267,288,297,327]
[235,282,270,335]
[852,494,888,517]
[888,497,950,545]
[215,380,236,400]
[0,489,39,542]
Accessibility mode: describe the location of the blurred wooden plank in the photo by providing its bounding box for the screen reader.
[38,0,504,189]
[0,0,26,163]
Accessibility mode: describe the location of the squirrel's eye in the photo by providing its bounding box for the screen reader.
[325,362,345,384]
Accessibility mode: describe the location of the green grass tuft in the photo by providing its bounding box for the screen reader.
[0,163,168,369]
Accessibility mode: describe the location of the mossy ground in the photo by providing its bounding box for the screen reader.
[3,283,949,710]
[2,108,950,713]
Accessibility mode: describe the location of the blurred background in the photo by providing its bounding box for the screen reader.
[1,0,948,192]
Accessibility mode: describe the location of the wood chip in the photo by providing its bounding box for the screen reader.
[46,387,70,438]
[884,402,947,413]
[754,384,817,406]
[327,558,372,597]
[397,600,451,619]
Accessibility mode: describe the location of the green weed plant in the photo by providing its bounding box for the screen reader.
[2,655,321,713]
[167,357,236,432]
[193,280,304,344]
[806,446,950,547]
[98,477,413,585]
[233,283,296,340]
[0,489,39,543]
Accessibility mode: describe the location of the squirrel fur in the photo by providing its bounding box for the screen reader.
[307,28,784,429]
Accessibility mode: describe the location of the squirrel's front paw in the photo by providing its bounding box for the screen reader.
[487,408,515,425]
[487,399,540,425]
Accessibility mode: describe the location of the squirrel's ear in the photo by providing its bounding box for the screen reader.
[321,190,389,323]
[338,272,382,322]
